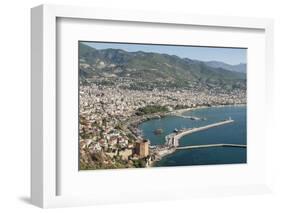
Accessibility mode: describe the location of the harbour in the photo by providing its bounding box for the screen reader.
[139,105,247,167]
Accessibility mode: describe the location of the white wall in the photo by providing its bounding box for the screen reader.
[0,0,280,212]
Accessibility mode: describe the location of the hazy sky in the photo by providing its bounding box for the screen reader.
[82,41,247,65]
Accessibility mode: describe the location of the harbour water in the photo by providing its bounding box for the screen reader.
[138,105,247,167]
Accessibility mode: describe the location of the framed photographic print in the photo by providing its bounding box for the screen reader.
[31,4,274,208]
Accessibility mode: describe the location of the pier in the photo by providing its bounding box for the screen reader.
[166,119,234,147]
[176,143,246,150]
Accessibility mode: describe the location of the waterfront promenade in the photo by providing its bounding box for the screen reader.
[165,119,234,147]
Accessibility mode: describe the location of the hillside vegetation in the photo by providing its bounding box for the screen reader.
[79,43,246,91]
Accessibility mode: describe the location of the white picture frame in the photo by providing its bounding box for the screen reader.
[31,4,274,208]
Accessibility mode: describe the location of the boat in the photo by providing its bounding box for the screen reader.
[153,128,163,135]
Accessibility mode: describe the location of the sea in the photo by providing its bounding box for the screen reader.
[138,105,247,167]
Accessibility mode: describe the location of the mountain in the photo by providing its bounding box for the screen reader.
[79,43,246,90]
[205,61,246,73]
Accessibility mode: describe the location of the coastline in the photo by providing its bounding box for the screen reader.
[170,103,246,116]
[144,103,246,167]
[132,103,246,140]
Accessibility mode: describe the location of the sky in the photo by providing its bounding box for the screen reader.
[83,41,247,65]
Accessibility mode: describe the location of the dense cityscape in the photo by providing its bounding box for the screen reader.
[79,81,246,169]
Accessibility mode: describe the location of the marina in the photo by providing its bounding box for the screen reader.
[139,105,247,167]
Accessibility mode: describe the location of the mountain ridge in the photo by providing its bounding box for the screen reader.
[79,43,246,91]
[205,60,246,73]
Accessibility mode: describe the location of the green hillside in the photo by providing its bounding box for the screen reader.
[79,43,246,90]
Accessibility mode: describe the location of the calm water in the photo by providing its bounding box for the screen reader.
[138,106,247,167]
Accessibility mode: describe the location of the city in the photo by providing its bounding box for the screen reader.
[79,82,246,169]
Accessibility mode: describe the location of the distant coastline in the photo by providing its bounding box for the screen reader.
[133,103,246,130]
[170,103,246,116]
[132,103,247,135]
